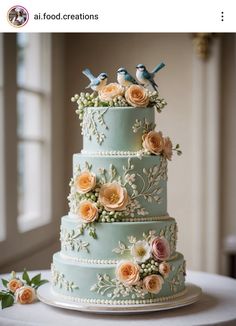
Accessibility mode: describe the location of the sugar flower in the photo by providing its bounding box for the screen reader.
[116,260,140,286]
[99,83,124,102]
[75,170,96,194]
[125,85,149,107]
[143,274,163,294]
[142,131,164,155]
[98,182,129,211]
[162,137,173,161]
[130,240,151,263]
[151,236,171,261]
[77,200,98,223]
[159,261,171,278]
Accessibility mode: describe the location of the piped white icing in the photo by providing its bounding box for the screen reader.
[81,149,148,157]
[51,287,187,305]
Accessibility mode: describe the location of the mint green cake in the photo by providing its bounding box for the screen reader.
[51,70,186,305]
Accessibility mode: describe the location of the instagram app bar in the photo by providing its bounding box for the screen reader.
[1,0,235,33]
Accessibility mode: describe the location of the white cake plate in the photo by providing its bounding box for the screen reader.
[37,282,202,314]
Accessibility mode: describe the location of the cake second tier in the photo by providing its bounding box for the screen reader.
[71,153,167,218]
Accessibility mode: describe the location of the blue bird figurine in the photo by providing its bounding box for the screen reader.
[117,67,138,87]
[136,62,165,91]
[82,68,108,91]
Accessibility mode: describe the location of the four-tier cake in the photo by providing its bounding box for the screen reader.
[51,68,186,306]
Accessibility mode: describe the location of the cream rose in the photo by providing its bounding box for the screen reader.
[125,85,149,107]
[159,261,171,278]
[151,236,171,261]
[99,83,124,102]
[163,137,173,161]
[143,274,163,294]
[116,260,140,286]
[7,279,23,293]
[75,171,96,194]
[77,200,98,223]
[15,285,36,304]
[142,131,164,154]
[98,182,129,211]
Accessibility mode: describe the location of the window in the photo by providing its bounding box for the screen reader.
[0,34,64,270]
[16,34,52,232]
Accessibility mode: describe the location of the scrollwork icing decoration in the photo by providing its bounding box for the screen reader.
[112,225,177,257]
[69,157,167,219]
[90,274,146,299]
[168,261,186,293]
[51,264,78,292]
[82,107,109,145]
[60,226,90,252]
[97,157,167,217]
[132,117,156,134]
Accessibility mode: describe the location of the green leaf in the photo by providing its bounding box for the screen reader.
[1,294,14,309]
[34,279,48,289]
[1,279,8,288]
[22,269,31,285]
[89,228,97,239]
[30,273,41,286]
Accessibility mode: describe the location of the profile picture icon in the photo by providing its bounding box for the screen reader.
[7,5,29,28]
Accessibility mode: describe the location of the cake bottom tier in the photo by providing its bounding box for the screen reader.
[51,252,186,305]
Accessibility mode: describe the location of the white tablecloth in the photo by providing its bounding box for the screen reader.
[1,270,236,326]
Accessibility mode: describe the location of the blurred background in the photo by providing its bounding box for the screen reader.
[0,33,235,277]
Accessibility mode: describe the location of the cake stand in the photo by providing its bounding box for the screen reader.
[37,282,202,314]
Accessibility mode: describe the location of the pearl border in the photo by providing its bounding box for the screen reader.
[81,149,149,157]
[60,253,118,264]
[67,213,170,222]
[59,252,178,264]
[52,287,187,306]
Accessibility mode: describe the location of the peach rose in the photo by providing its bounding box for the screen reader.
[99,83,124,102]
[125,85,149,107]
[75,171,96,194]
[151,236,171,261]
[143,274,163,294]
[142,131,164,154]
[162,137,173,161]
[15,285,36,304]
[77,200,98,223]
[7,279,23,293]
[98,182,129,211]
[116,260,140,286]
[159,261,171,278]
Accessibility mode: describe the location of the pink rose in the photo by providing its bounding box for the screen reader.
[151,236,171,261]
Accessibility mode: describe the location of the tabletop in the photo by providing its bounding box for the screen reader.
[0,270,236,326]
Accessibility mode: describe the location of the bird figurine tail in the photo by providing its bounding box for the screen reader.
[82,68,94,80]
[152,62,165,74]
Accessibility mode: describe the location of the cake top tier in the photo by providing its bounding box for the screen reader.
[82,106,155,153]
[71,64,182,157]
